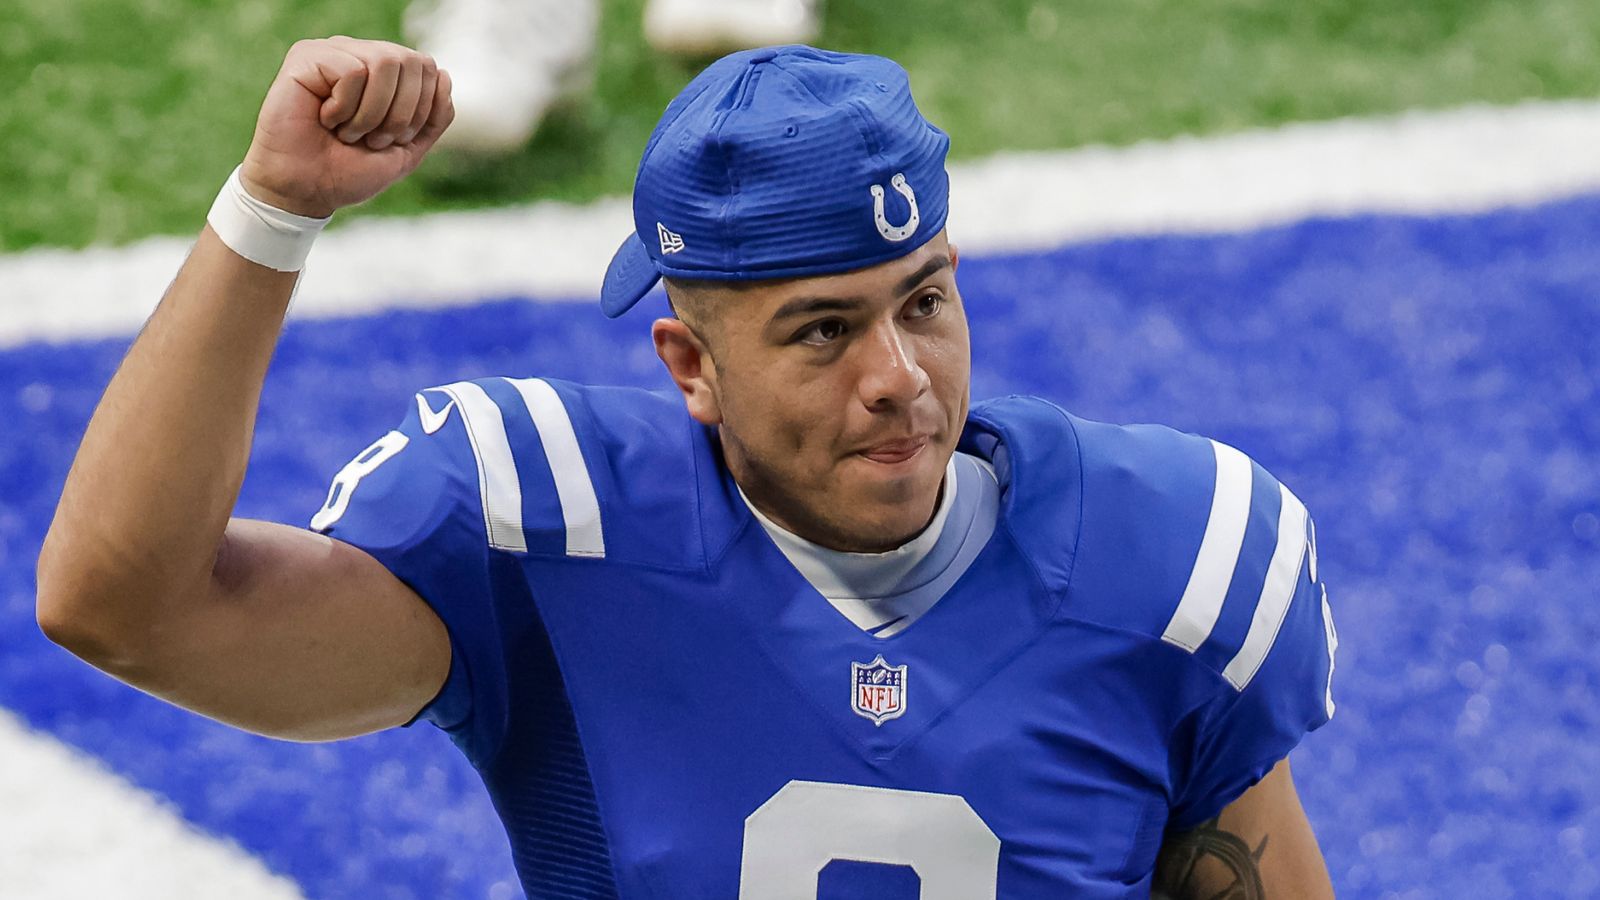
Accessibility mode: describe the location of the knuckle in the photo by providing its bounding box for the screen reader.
[286,38,325,65]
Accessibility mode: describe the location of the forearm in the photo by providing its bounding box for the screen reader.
[37,227,297,640]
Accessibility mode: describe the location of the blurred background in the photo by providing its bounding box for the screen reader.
[7,0,1600,250]
[2,0,1599,897]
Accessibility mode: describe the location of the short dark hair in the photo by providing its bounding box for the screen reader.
[662,276,739,349]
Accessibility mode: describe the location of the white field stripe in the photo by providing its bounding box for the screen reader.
[1222,485,1310,691]
[0,708,307,900]
[439,381,527,552]
[1162,441,1254,653]
[4,100,1600,348]
[507,377,605,558]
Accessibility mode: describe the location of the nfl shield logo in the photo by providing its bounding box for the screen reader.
[851,655,908,725]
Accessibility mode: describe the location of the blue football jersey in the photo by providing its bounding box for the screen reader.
[312,378,1336,898]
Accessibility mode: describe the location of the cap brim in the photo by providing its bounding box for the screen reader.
[599,233,662,318]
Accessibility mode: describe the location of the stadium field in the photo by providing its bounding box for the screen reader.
[3,3,1599,898]
[5,0,1600,251]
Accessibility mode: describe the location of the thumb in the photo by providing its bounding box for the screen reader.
[252,42,371,154]
[296,51,372,132]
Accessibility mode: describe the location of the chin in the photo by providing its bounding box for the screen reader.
[839,454,946,543]
[842,507,938,552]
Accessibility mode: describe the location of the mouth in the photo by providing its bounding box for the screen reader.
[857,436,930,465]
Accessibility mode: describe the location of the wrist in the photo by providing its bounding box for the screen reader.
[207,165,332,272]
[237,169,335,219]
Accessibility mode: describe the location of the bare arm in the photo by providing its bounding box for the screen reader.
[1152,758,1334,899]
[36,37,457,742]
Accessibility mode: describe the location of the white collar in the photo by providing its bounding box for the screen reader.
[740,453,961,600]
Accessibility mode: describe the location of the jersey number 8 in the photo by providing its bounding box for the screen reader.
[310,431,409,532]
[740,781,1001,898]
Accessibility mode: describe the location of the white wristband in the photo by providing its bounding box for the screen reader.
[206,166,331,272]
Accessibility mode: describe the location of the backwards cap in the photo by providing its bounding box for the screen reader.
[599,45,951,317]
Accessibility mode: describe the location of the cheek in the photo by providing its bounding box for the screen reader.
[721,364,836,459]
[919,331,972,407]
[927,340,969,385]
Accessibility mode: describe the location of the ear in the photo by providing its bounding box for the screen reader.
[652,318,723,425]
[950,242,959,272]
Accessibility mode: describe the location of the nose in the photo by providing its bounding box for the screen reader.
[855,318,930,410]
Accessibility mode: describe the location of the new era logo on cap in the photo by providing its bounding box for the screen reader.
[657,222,685,254]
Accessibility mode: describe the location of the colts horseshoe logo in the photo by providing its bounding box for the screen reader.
[869,173,920,243]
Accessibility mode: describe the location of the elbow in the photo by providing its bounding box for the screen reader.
[34,535,146,670]
[35,551,108,661]
[36,584,154,678]
[35,584,77,650]
[35,535,81,646]
[37,600,121,666]
[36,594,108,661]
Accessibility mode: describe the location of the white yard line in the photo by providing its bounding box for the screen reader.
[0,709,308,900]
[3,99,1599,347]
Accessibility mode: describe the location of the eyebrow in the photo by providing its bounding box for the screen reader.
[894,254,952,296]
[767,254,953,323]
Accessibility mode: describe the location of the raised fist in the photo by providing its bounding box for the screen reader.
[239,37,454,218]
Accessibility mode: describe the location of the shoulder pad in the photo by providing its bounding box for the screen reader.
[1064,416,1318,692]
[416,378,713,570]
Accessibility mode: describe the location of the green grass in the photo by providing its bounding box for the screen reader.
[3,0,1598,251]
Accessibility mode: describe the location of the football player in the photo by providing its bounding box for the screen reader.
[38,36,1339,898]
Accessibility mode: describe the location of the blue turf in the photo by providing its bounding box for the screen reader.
[3,194,1598,897]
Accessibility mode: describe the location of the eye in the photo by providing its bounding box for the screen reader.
[797,318,848,345]
[906,292,942,319]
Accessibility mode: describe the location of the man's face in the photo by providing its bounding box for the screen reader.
[657,233,970,553]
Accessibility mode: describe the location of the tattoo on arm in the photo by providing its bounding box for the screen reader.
[1151,817,1269,900]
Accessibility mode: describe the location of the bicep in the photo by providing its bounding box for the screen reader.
[130,517,451,742]
[1153,758,1333,900]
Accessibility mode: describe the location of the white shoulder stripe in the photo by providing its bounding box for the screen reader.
[437,382,527,553]
[1162,441,1254,652]
[1321,586,1338,718]
[1222,484,1309,691]
[506,378,606,558]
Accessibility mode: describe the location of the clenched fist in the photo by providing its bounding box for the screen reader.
[239,37,454,218]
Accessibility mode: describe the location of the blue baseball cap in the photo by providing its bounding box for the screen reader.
[599,45,951,318]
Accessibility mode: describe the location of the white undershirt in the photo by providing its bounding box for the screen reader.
[740,452,1002,638]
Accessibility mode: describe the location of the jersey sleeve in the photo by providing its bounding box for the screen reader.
[964,406,1339,832]
[1167,479,1337,830]
[307,388,511,764]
